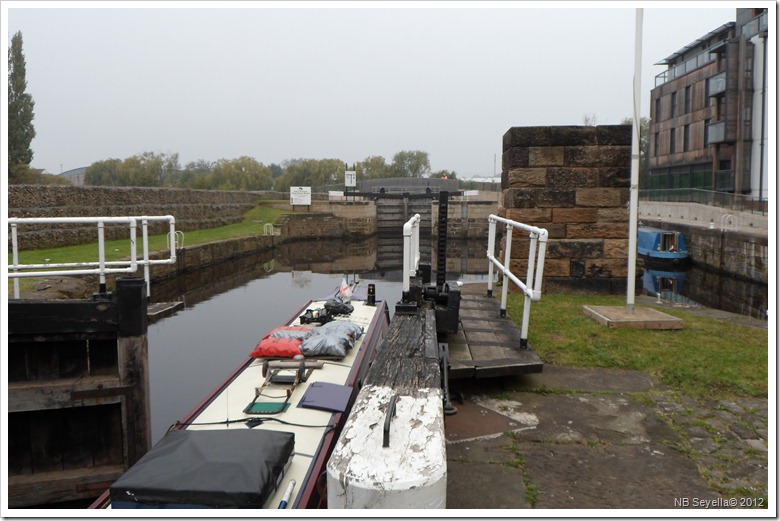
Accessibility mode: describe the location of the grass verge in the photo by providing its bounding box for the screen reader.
[507,292,768,400]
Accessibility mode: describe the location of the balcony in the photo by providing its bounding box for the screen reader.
[706,121,726,144]
[707,72,727,97]
[740,12,767,39]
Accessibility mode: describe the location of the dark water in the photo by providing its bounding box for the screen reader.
[640,262,768,319]
[146,236,490,442]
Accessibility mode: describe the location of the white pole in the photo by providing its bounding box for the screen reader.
[626,8,643,312]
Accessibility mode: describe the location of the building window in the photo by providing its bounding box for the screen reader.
[684,86,691,113]
[683,125,690,152]
[671,92,677,117]
[654,132,660,157]
[670,128,676,154]
[704,80,711,107]
[655,98,661,121]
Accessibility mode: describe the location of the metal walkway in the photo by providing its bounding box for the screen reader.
[440,284,543,379]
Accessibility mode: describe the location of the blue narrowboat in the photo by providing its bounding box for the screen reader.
[637,226,690,267]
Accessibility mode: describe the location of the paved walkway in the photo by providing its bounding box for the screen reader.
[445,366,769,511]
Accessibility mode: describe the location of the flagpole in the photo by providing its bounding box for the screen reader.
[626,8,643,312]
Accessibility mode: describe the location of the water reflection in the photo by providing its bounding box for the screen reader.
[641,263,767,319]
[146,235,489,441]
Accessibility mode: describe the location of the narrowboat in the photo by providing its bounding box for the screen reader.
[89,282,390,509]
[637,226,689,267]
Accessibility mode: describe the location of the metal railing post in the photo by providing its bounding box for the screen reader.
[142,218,151,302]
[97,220,107,294]
[500,223,513,317]
[486,218,496,297]
[12,223,20,299]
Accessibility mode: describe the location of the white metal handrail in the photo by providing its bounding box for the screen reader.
[8,215,178,300]
[486,214,549,348]
[401,213,421,293]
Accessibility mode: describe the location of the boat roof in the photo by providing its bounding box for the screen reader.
[107,296,386,509]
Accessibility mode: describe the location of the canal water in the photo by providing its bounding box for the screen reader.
[146,236,490,442]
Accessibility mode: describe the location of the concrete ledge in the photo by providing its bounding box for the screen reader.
[582,305,683,329]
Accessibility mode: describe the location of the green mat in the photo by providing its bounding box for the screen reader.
[244,401,291,414]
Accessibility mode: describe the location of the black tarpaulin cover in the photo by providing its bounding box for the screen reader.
[110,429,295,508]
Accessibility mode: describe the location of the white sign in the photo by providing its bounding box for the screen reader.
[345,170,356,187]
[290,186,312,206]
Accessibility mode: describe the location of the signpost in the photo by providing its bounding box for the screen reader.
[290,186,311,210]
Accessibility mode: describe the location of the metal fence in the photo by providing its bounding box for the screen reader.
[8,215,179,301]
[639,189,768,215]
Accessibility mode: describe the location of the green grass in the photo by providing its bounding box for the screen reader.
[508,293,768,400]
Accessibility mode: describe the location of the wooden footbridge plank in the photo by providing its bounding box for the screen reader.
[440,288,543,379]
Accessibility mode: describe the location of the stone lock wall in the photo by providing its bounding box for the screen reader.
[500,125,632,293]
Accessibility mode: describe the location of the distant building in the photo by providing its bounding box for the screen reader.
[648,8,769,207]
[59,166,87,186]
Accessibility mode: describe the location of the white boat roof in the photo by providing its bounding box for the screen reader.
[109,297,384,509]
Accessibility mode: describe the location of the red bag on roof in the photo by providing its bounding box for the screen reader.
[249,326,313,358]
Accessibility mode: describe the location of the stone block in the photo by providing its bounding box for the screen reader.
[552,207,598,223]
[502,147,530,170]
[512,258,569,277]
[549,126,598,146]
[546,239,604,259]
[503,127,552,149]
[597,207,629,222]
[529,147,565,167]
[501,169,509,189]
[536,190,576,208]
[567,223,628,239]
[596,125,632,145]
[504,188,537,209]
[507,168,547,188]
[545,223,567,239]
[576,188,624,207]
[583,259,629,278]
[505,208,553,224]
[564,146,631,167]
[598,167,632,187]
[603,239,629,258]
[546,168,599,190]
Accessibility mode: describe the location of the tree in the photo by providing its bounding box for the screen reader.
[582,113,597,126]
[431,169,457,180]
[8,31,36,174]
[621,116,650,186]
[390,150,430,178]
[358,155,388,179]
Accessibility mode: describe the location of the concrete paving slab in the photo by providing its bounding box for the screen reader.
[446,460,529,509]
[521,443,719,509]
[583,304,684,329]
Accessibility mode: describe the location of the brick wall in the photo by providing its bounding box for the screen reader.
[500,125,632,293]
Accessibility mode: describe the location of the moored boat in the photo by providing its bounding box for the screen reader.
[89,283,390,509]
[637,226,690,268]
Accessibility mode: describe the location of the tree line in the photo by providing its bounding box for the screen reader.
[82,150,460,192]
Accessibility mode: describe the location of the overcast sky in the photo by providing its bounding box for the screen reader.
[4,2,747,178]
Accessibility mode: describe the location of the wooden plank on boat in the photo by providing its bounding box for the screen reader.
[364,307,440,391]
[441,289,543,379]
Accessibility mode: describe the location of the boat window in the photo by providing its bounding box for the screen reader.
[660,233,678,252]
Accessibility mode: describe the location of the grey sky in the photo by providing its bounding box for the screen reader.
[5,2,740,178]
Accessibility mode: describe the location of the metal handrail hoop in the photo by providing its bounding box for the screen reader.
[486,214,549,349]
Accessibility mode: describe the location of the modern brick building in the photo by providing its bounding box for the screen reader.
[647,8,769,208]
